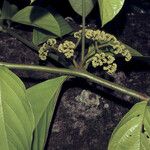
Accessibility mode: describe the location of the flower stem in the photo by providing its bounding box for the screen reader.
[72,58,79,68]
[0,61,149,101]
[81,0,86,64]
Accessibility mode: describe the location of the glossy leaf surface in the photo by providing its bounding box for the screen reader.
[108,101,150,150]
[0,66,34,150]
[30,0,37,3]
[27,76,67,150]
[98,0,125,26]
[69,0,96,16]
[12,6,72,37]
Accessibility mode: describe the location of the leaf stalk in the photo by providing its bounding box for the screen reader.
[81,0,86,65]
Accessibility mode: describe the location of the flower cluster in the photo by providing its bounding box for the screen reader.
[74,30,82,39]
[74,29,132,62]
[85,30,108,41]
[38,29,132,75]
[47,38,57,46]
[91,53,117,74]
[58,40,76,58]
[74,29,116,42]
[103,63,117,74]
[38,43,49,60]
[38,38,56,60]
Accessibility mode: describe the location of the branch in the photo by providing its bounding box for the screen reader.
[0,61,149,101]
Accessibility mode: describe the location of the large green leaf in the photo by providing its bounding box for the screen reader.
[27,76,67,150]
[12,6,73,37]
[32,85,63,150]
[68,0,96,16]
[30,0,37,3]
[108,101,150,150]
[0,66,34,150]
[32,10,73,45]
[98,0,125,26]
[1,0,18,20]
[123,43,143,56]
[121,43,150,65]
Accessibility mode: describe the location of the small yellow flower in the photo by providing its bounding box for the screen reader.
[85,29,94,39]
[58,40,75,58]
[47,38,57,46]
[105,34,120,44]
[125,52,132,61]
[39,53,47,61]
[90,52,116,74]
[64,51,74,58]
[100,31,107,41]
[42,43,49,49]
[106,55,115,64]
[122,49,128,56]
[113,45,123,54]
[38,38,57,61]
[58,43,63,53]
[38,49,48,60]
[92,53,103,68]
[92,30,101,40]
[112,42,132,62]
[38,46,49,60]
[91,53,115,69]
[103,63,117,74]
[74,30,82,39]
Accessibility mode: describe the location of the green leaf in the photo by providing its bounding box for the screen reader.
[27,76,67,126]
[32,6,73,45]
[53,12,73,36]
[133,56,150,64]
[0,66,34,150]
[123,43,143,56]
[122,43,150,64]
[12,6,73,37]
[33,28,57,45]
[30,0,37,3]
[98,0,125,26]
[1,0,18,20]
[27,76,67,150]
[108,101,150,150]
[68,0,96,16]
[32,85,63,150]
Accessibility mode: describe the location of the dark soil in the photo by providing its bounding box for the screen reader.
[0,1,150,150]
